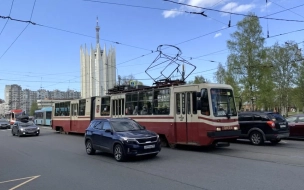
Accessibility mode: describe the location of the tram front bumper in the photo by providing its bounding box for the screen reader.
[207,130,241,138]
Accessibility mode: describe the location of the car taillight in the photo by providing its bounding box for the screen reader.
[267,121,275,128]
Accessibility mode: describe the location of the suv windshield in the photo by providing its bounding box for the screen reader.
[110,120,144,132]
[210,88,237,117]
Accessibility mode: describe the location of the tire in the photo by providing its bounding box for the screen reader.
[85,140,95,155]
[59,127,64,134]
[249,131,264,145]
[114,144,125,162]
[270,139,281,144]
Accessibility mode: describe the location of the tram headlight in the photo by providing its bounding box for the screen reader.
[216,127,221,131]
[233,126,238,130]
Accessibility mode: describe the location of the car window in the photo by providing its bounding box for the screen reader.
[286,116,297,123]
[253,115,262,121]
[102,122,112,130]
[239,114,252,121]
[94,121,103,130]
[268,113,285,122]
[298,116,304,122]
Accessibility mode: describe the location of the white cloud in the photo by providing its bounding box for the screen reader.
[220,2,256,16]
[162,9,184,18]
[214,32,222,38]
[261,2,272,12]
[162,0,229,18]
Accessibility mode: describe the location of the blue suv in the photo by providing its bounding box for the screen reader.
[84,118,161,161]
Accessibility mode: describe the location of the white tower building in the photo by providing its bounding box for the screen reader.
[80,18,116,98]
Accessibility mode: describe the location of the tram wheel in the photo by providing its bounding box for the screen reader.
[59,127,64,134]
[169,143,176,149]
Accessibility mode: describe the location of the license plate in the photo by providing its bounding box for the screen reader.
[280,125,286,128]
[144,145,155,149]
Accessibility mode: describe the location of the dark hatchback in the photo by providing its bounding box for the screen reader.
[238,112,289,145]
[286,114,304,138]
[84,118,161,161]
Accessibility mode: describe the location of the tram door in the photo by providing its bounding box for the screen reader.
[175,87,199,144]
[70,102,78,132]
[111,95,125,118]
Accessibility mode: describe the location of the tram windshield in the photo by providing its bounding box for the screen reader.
[210,89,237,118]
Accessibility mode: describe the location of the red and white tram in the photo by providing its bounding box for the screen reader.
[52,82,241,147]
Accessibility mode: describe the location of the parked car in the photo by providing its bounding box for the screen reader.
[0,118,10,129]
[286,114,304,138]
[238,112,289,145]
[84,118,161,162]
[11,117,40,137]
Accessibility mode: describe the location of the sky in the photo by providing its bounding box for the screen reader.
[0,0,303,100]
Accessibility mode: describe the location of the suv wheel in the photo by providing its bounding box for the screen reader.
[250,131,264,145]
[85,140,96,155]
[114,144,125,162]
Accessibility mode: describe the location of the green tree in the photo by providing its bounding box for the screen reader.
[30,102,39,116]
[120,74,144,86]
[187,75,208,84]
[213,63,226,84]
[226,13,266,111]
[268,42,301,116]
[291,48,304,112]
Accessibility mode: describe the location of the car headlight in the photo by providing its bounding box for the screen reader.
[121,137,137,144]
[20,128,24,131]
[37,127,40,130]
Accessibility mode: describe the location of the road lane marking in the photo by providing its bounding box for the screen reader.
[10,175,40,190]
[0,175,40,190]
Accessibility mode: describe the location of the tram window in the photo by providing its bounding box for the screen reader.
[79,99,86,116]
[121,99,125,115]
[125,93,138,115]
[72,104,78,116]
[116,100,119,115]
[138,91,152,115]
[46,111,52,119]
[60,102,65,115]
[55,102,70,116]
[200,88,210,116]
[192,92,197,114]
[112,100,115,115]
[176,93,180,114]
[182,93,185,114]
[64,102,70,116]
[153,89,170,115]
[187,92,191,114]
[55,103,60,116]
[101,97,110,116]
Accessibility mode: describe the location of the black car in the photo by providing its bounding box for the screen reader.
[84,118,161,161]
[238,112,289,145]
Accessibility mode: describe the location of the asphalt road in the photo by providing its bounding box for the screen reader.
[0,127,304,190]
